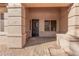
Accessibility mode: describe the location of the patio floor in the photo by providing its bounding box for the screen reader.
[0,37,68,56]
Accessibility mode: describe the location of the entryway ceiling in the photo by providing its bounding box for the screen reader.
[22,3,72,8]
[0,3,8,12]
[0,3,7,7]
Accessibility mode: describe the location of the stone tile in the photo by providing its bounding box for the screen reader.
[48,48,68,56]
[0,37,68,56]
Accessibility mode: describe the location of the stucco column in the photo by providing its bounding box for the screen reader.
[57,4,79,55]
[0,6,7,46]
[67,3,79,55]
[67,3,79,38]
[7,3,23,48]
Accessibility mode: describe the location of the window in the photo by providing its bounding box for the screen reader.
[45,20,50,31]
[45,20,56,31]
[51,20,56,31]
[0,13,4,32]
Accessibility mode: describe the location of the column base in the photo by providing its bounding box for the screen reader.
[7,36,23,48]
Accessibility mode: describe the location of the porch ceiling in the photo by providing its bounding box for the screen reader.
[0,3,8,7]
[22,3,71,8]
[0,3,7,12]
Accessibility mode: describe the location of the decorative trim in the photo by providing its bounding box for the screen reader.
[70,6,79,10]
[7,7,21,9]
[8,16,21,17]
[8,36,22,37]
[68,25,79,26]
[0,32,6,36]
[8,25,23,26]
[68,15,79,19]
[0,35,6,36]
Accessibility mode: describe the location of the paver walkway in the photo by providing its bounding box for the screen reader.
[0,37,68,56]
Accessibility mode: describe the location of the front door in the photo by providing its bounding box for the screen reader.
[32,19,39,37]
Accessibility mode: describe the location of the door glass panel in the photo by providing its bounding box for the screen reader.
[51,20,56,31]
[32,19,39,37]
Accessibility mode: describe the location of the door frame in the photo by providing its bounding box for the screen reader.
[31,19,39,37]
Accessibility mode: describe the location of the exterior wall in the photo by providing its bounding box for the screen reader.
[25,8,31,37]
[57,8,69,52]
[0,3,69,49]
[29,8,60,37]
[1,3,79,55]
[22,7,26,47]
[22,7,31,46]
[57,8,70,53]
[0,3,29,48]
[0,4,62,48]
[59,8,68,33]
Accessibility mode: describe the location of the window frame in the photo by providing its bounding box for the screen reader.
[45,20,51,31]
[44,20,56,31]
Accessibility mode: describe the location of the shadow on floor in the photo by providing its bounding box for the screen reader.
[25,37,56,47]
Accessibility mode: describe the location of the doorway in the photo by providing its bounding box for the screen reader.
[32,19,39,37]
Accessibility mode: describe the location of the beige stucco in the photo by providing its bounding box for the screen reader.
[59,8,68,33]
[29,8,60,37]
[57,3,79,55]
[1,3,79,55]
[23,7,68,37]
[0,3,70,48]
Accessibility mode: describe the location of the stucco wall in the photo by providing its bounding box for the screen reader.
[59,8,68,33]
[68,4,79,37]
[67,3,79,55]
[0,3,69,48]
[6,4,23,48]
[22,7,27,47]
[0,7,7,46]
[57,4,79,55]
[22,7,31,46]
[29,8,60,37]
[25,8,31,37]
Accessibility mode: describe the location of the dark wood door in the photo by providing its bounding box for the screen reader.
[32,19,39,37]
